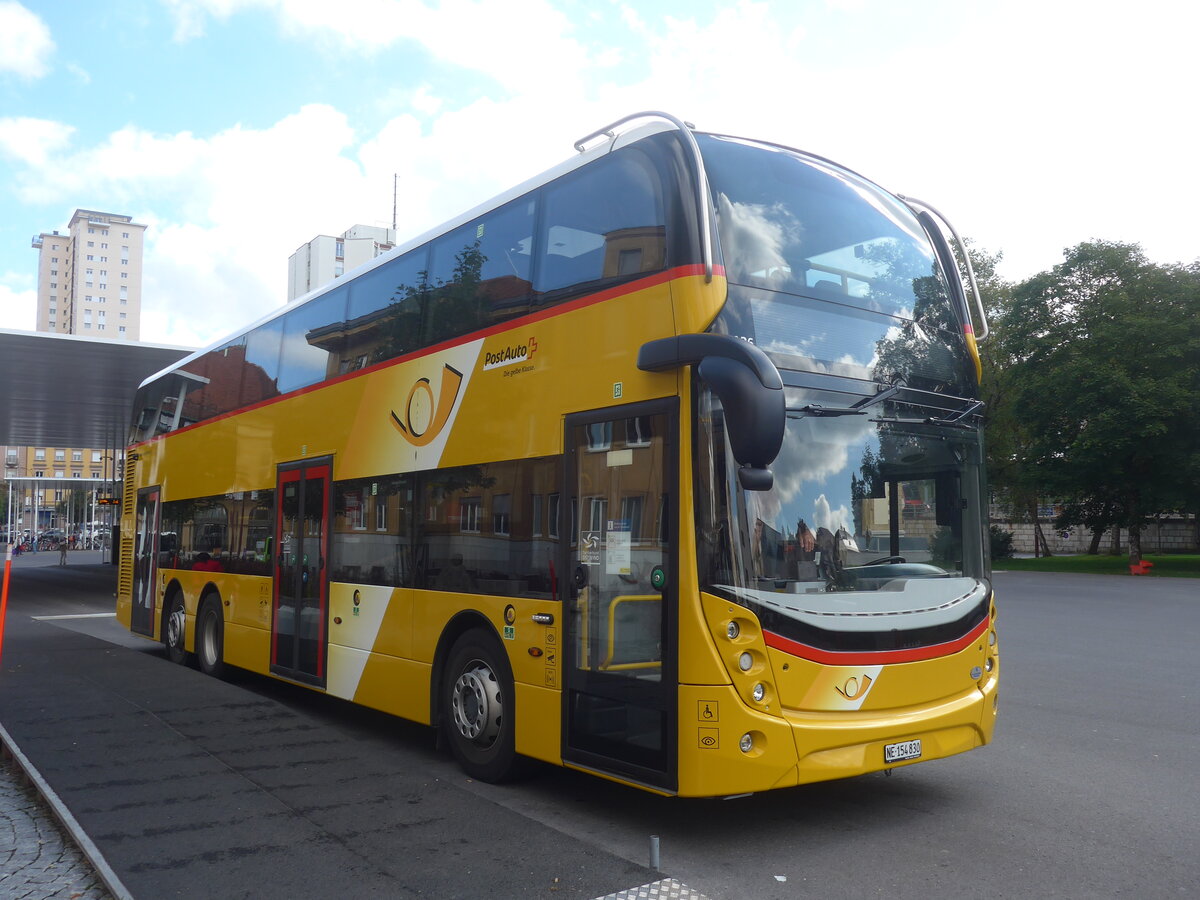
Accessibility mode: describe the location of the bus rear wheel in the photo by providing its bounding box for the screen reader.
[441,630,520,783]
[196,596,226,679]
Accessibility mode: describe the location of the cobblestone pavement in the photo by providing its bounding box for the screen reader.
[0,760,112,900]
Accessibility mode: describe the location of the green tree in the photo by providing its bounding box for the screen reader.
[998,241,1198,565]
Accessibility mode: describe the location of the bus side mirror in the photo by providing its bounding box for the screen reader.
[638,334,785,491]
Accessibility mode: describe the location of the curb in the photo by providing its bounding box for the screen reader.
[0,721,134,900]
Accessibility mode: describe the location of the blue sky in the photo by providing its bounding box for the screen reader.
[1,0,1196,348]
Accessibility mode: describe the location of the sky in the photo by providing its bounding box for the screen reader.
[1,0,1197,350]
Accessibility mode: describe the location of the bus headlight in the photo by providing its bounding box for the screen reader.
[726,621,740,640]
[738,652,753,672]
[740,733,754,753]
[752,683,765,702]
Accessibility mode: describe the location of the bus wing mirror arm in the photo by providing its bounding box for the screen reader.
[639,334,784,491]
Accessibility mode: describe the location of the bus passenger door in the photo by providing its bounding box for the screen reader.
[130,487,161,637]
[562,403,677,793]
[272,459,332,687]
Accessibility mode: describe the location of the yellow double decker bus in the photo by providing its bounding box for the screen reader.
[118,112,997,796]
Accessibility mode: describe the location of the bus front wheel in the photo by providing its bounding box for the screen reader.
[441,630,520,783]
[197,596,226,679]
[164,590,192,666]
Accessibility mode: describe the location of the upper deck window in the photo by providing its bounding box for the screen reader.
[700,135,945,321]
[535,149,667,298]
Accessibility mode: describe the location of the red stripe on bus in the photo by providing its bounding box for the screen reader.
[130,264,723,450]
[762,615,989,666]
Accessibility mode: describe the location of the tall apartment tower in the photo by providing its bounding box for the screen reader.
[32,209,146,340]
[4,210,146,539]
[287,224,396,301]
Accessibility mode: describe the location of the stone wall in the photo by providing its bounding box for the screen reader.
[992,516,1199,555]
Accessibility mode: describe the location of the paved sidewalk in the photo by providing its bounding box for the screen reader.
[6,548,109,569]
[1,759,112,900]
[2,551,118,898]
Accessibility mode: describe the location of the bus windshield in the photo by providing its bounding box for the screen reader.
[696,383,989,628]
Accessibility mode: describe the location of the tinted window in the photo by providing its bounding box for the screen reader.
[241,320,282,407]
[425,199,535,345]
[180,338,252,424]
[536,150,666,299]
[160,490,274,576]
[277,287,349,394]
[700,135,947,321]
[347,248,430,368]
[332,474,413,586]
[419,457,560,598]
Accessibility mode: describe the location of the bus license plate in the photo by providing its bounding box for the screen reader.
[884,739,922,763]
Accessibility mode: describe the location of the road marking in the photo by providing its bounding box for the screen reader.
[32,613,117,621]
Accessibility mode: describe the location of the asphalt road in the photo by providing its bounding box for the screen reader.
[2,561,1196,898]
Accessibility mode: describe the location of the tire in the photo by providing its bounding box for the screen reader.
[196,596,226,678]
[441,629,521,783]
[164,591,192,666]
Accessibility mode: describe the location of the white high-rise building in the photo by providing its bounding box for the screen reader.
[32,209,146,340]
[5,209,147,538]
[287,224,396,301]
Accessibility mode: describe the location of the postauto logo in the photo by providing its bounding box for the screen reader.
[483,337,538,371]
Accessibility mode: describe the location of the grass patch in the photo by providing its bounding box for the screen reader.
[992,553,1200,578]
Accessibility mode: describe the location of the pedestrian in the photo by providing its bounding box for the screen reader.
[59,538,68,566]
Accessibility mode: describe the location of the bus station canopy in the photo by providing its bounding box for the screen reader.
[0,329,192,451]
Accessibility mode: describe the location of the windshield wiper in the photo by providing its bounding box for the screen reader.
[786,382,904,419]
[868,400,986,430]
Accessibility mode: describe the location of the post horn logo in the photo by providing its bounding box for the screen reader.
[391,364,464,447]
[834,673,874,702]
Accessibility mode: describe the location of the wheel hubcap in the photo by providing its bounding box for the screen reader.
[451,661,501,745]
[167,603,185,649]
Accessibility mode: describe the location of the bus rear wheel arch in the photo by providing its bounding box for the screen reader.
[440,628,522,783]
[196,593,226,679]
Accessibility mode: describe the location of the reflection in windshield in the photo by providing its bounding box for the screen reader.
[701,134,944,321]
[697,385,988,610]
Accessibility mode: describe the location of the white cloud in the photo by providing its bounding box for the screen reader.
[165,0,595,93]
[0,118,76,169]
[0,2,54,79]
[0,277,36,332]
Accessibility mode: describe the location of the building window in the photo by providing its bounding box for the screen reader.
[585,422,612,451]
[548,493,560,539]
[375,500,387,532]
[626,416,653,447]
[492,494,511,536]
[72,451,82,462]
[460,498,481,533]
[586,496,608,532]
